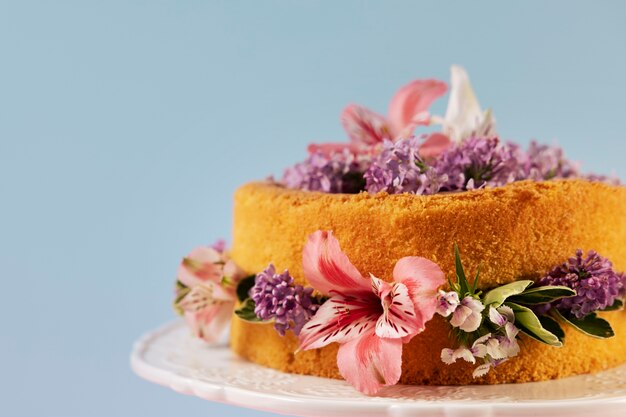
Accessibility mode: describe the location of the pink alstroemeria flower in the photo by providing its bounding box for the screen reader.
[177,246,244,343]
[298,231,445,395]
[309,79,449,158]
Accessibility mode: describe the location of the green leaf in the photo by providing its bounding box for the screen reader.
[454,243,469,295]
[236,274,257,303]
[234,298,263,322]
[483,281,534,307]
[553,309,615,339]
[506,302,563,346]
[600,299,624,312]
[537,314,565,342]
[471,265,481,294]
[507,285,576,305]
[173,280,190,316]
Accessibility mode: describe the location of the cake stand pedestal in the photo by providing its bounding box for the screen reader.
[131,321,626,417]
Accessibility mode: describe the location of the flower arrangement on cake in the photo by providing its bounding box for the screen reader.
[172,66,626,395]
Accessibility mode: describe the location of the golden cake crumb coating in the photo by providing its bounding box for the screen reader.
[229,180,626,385]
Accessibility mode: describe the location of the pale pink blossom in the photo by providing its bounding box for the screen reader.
[311,79,449,157]
[176,246,244,343]
[449,296,485,332]
[298,231,445,395]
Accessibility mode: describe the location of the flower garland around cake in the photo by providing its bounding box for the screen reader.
[173,233,625,395]
[280,66,618,194]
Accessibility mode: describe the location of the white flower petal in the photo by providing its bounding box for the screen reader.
[441,348,457,365]
[450,305,472,328]
[471,343,488,359]
[472,363,492,378]
[489,306,507,327]
[498,305,515,324]
[485,338,507,360]
[440,65,497,143]
[462,296,485,313]
[456,347,477,364]
[459,311,483,332]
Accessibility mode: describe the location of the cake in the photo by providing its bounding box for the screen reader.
[173,66,626,395]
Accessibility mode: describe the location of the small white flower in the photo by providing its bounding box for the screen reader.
[488,305,515,327]
[436,290,460,317]
[450,296,485,332]
[440,333,491,366]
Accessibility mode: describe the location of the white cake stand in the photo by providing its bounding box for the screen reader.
[131,321,626,417]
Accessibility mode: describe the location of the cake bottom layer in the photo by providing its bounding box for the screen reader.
[230,311,626,385]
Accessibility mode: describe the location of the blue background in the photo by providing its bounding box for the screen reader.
[1,1,624,416]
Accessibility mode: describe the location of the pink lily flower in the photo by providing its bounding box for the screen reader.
[298,231,445,395]
[176,246,244,343]
[309,79,449,158]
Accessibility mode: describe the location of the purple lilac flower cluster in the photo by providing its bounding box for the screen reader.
[251,264,319,336]
[282,149,370,194]
[522,141,580,181]
[432,136,522,192]
[364,137,449,194]
[537,250,625,319]
[364,137,587,195]
[282,137,618,195]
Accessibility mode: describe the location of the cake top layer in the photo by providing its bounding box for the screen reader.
[245,177,621,206]
[232,179,626,290]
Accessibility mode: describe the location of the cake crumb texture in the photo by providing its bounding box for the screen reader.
[230,310,626,385]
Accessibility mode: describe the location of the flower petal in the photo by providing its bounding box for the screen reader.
[336,333,403,395]
[489,306,507,327]
[178,284,232,313]
[341,104,392,146]
[302,230,370,296]
[487,338,508,360]
[392,256,445,332]
[372,277,420,339]
[435,290,460,317]
[456,347,477,364]
[298,293,378,351]
[471,343,487,359]
[498,305,515,324]
[387,79,447,139]
[442,65,495,142]
[418,133,452,159]
[441,348,457,365]
[451,300,484,332]
[184,302,233,343]
[472,363,492,378]
[178,247,224,287]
